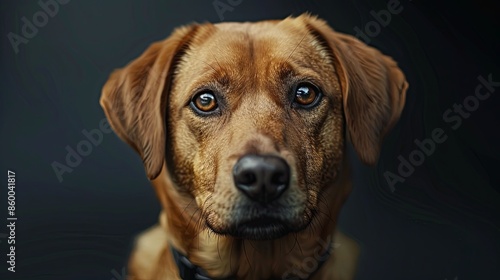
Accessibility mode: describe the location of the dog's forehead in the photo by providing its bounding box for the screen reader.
[172,19,334,101]
[192,20,330,66]
[177,19,333,96]
[206,24,298,77]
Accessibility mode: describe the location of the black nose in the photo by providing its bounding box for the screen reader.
[233,155,290,203]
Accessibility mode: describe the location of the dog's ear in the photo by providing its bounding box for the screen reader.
[303,15,409,165]
[100,25,199,179]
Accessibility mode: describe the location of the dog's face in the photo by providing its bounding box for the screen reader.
[101,15,408,240]
[168,21,345,239]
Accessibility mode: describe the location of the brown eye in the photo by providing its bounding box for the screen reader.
[294,83,321,107]
[191,91,218,113]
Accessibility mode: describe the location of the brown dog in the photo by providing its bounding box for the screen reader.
[100,14,408,280]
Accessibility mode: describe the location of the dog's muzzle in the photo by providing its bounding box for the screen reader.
[229,154,294,239]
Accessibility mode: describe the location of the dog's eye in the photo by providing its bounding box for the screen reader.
[191,91,218,113]
[293,83,321,108]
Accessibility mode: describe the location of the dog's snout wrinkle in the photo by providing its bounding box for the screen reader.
[233,155,290,204]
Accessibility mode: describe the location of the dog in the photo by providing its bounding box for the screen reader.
[100,14,408,280]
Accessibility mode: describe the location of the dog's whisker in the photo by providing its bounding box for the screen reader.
[296,233,304,257]
[279,237,283,255]
[229,238,234,274]
[306,208,321,238]
[188,195,212,239]
[180,198,195,217]
[312,217,322,237]
[198,59,221,77]
[285,232,298,255]
[317,193,337,223]
[193,200,213,249]
[242,241,252,271]
[217,235,222,261]
[213,56,222,73]
[318,193,334,212]
[316,192,329,206]
[306,212,316,237]
[187,207,200,229]
[187,209,202,247]
[285,31,308,64]
[316,209,335,224]
[247,239,256,251]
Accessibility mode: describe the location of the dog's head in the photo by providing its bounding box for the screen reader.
[101,14,408,240]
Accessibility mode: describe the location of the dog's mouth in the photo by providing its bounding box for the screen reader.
[205,196,314,240]
[232,216,290,240]
[205,208,298,240]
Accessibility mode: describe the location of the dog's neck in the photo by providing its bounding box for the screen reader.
[152,163,351,279]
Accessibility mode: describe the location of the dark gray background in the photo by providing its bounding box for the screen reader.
[1,0,499,279]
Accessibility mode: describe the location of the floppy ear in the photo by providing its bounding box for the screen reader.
[100,25,198,179]
[303,15,409,165]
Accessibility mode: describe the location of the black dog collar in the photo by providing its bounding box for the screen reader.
[170,241,332,280]
[170,246,235,280]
